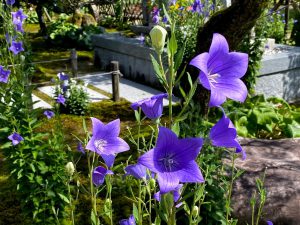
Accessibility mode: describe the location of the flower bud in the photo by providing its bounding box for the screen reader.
[150,25,167,54]
[192,206,199,217]
[65,162,75,176]
[149,178,156,189]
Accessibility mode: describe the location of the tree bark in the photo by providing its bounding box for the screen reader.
[190,0,269,116]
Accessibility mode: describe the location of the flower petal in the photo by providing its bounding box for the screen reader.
[125,164,147,179]
[208,33,229,60]
[101,154,116,168]
[156,127,178,150]
[177,161,204,183]
[214,78,248,103]
[209,87,227,107]
[199,71,211,90]
[157,172,180,194]
[211,52,248,78]
[190,52,209,74]
[173,137,203,163]
[91,117,105,139]
[104,119,121,137]
[104,137,130,154]
[138,149,159,173]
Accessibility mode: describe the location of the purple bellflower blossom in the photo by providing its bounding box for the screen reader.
[12,9,27,25]
[0,66,11,83]
[57,72,69,81]
[124,164,147,180]
[86,118,130,167]
[190,33,248,107]
[92,166,113,186]
[138,127,204,194]
[131,93,167,120]
[6,0,15,5]
[8,132,24,145]
[152,8,160,24]
[77,142,85,154]
[267,221,273,225]
[162,16,168,24]
[9,41,24,55]
[154,184,183,206]
[56,94,66,105]
[44,110,55,119]
[209,108,246,160]
[192,0,203,14]
[14,22,24,33]
[119,215,136,225]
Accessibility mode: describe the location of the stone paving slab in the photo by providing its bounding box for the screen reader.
[79,73,179,105]
[32,94,52,109]
[38,86,109,102]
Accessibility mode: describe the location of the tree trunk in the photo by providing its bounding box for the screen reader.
[190,0,269,116]
[36,3,47,35]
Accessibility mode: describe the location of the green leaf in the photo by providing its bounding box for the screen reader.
[162,4,172,25]
[171,122,180,136]
[174,42,186,71]
[150,54,166,86]
[133,203,139,223]
[58,193,70,204]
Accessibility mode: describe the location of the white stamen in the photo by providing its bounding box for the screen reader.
[208,73,220,88]
[94,139,107,153]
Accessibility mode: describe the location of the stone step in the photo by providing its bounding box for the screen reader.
[32,94,52,109]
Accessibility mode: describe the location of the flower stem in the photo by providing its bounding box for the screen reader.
[138,180,143,225]
[226,153,236,225]
[67,181,75,225]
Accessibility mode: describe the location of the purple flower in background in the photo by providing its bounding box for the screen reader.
[162,16,168,24]
[6,0,15,5]
[190,33,248,107]
[152,8,160,24]
[267,221,273,225]
[131,93,167,120]
[44,110,55,119]
[119,215,136,225]
[192,0,203,13]
[154,184,183,204]
[14,22,24,33]
[294,19,298,24]
[209,108,246,160]
[8,132,24,145]
[138,127,204,194]
[12,9,27,25]
[0,66,11,83]
[92,166,113,186]
[9,41,24,55]
[86,118,130,167]
[77,142,85,154]
[57,72,69,81]
[124,164,147,180]
[137,33,145,45]
[56,94,66,105]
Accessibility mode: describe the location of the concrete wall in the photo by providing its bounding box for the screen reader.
[93,34,300,102]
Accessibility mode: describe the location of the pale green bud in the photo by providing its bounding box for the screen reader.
[150,25,167,54]
[149,178,156,189]
[65,162,75,176]
[192,206,199,217]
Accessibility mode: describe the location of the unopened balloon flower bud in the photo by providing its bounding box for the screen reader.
[65,162,75,176]
[150,25,167,54]
[192,206,199,217]
[149,178,156,189]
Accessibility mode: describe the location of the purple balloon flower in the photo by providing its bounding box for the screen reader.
[8,132,24,145]
[92,166,113,186]
[56,94,66,105]
[154,183,183,203]
[192,0,203,13]
[57,72,69,81]
[14,22,24,33]
[86,118,130,167]
[209,109,246,160]
[190,33,248,107]
[138,127,204,194]
[44,110,55,119]
[119,214,136,225]
[162,16,168,24]
[0,66,11,83]
[131,93,167,120]
[152,8,160,24]
[12,9,27,25]
[124,164,147,180]
[77,142,85,154]
[9,41,24,55]
[6,0,15,5]
[267,221,273,225]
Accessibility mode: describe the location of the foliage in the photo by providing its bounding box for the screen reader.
[64,80,90,115]
[224,95,300,139]
[24,8,39,24]
[47,14,102,49]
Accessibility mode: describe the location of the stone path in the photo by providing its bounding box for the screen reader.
[32,72,179,109]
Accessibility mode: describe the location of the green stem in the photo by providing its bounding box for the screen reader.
[168,206,176,225]
[138,180,143,225]
[106,175,113,225]
[226,154,236,225]
[68,181,75,225]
